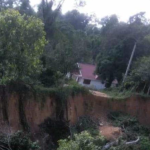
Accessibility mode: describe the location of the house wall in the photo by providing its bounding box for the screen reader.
[78,78,105,90]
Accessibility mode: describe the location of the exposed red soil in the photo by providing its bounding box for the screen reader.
[0,89,150,134]
[100,125,122,141]
[90,90,109,98]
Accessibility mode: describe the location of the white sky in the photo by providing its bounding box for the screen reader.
[30,0,150,22]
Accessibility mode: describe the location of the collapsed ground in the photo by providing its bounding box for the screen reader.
[1,111,149,150]
[0,86,150,150]
[57,112,150,150]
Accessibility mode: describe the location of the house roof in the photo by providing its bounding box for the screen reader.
[78,63,98,80]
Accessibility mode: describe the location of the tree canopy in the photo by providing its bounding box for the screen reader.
[0,9,46,84]
[96,13,150,87]
[126,56,150,94]
[0,0,150,91]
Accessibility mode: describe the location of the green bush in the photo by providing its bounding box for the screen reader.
[108,112,150,136]
[57,131,106,150]
[108,112,150,150]
[73,116,99,135]
[140,137,150,150]
[39,69,64,87]
[0,131,40,150]
[109,137,150,150]
[67,79,79,86]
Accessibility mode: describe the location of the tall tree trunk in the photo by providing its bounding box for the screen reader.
[147,84,150,95]
[142,83,147,93]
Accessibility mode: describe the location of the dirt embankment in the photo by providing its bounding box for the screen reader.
[0,92,57,133]
[0,89,150,133]
[67,93,150,128]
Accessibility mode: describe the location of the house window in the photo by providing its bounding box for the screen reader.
[83,79,91,85]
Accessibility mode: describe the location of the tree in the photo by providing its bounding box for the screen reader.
[43,19,92,74]
[62,9,90,30]
[17,0,35,16]
[126,56,150,94]
[0,0,14,11]
[58,131,106,150]
[0,9,46,84]
[38,0,64,38]
[100,15,119,35]
[96,13,150,87]
[129,12,148,25]
[39,8,92,78]
[86,24,101,61]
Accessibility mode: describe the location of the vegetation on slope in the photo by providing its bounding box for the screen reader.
[0,131,40,150]
[57,113,150,150]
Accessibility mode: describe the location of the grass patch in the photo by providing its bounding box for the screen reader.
[33,84,89,98]
[101,87,144,100]
[101,87,150,100]
[71,116,99,136]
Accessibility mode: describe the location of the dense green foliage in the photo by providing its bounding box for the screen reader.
[108,112,149,136]
[0,131,40,150]
[58,132,150,150]
[56,115,105,150]
[57,131,106,150]
[72,116,99,135]
[126,56,150,94]
[108,112,150,150]
[0,9,46,84]
[57,113,150,150]
[1,0,150,91]
[96,13,150,87]
[0,0,35,15]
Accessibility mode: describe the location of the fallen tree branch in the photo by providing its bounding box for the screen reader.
[0,144,10,150]
[126,137,140,145]
[102,140,118,150]
[102,137,140,150]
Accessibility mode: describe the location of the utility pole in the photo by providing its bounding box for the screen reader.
[123,42,137,83]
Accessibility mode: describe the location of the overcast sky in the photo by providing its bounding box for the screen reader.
[30,0,150,22]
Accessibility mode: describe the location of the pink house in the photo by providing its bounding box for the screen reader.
[72,63,105,90]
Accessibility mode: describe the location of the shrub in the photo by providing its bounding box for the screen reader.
[73,116,99,135]
[140,137,150,150]
[0,131,40,150]
[108,112,150,150]
[109,137,150,150]
[39,69,64,87]
[57,131,106,150]
[108,112,150,136]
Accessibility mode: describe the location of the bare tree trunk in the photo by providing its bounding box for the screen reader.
[123,42,137,83]
[102,140,119,150]
[126,137,140,145]
[102,137,140,150]
[142,83,147,93]
[147,85,150,95]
